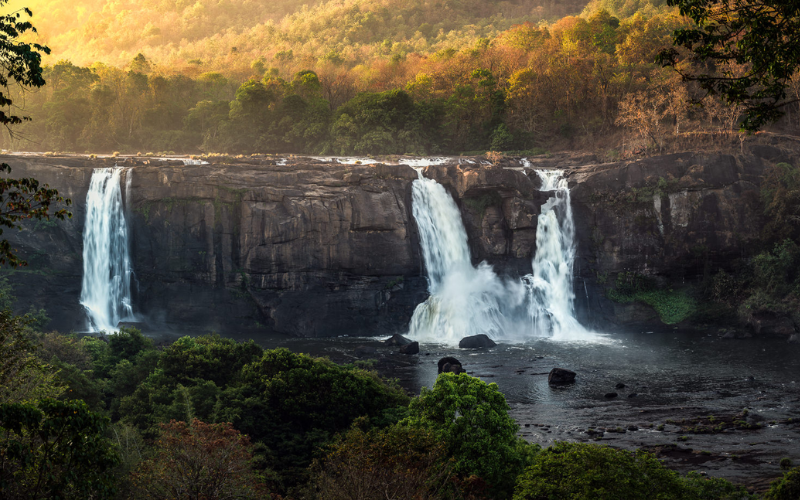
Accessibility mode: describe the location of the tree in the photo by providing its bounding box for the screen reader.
[0,1,71,267]
[131,419,269,500]
[513,441,752,500]
[310,424,457,500]
[657,0,800,131]
[402,373,538,499]
[0,399,120,499]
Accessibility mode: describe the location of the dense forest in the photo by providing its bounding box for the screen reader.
[5,0,796,156]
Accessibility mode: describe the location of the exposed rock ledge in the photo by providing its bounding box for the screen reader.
[3,145,797,337]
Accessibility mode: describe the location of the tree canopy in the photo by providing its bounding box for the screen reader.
[658,0,800,131]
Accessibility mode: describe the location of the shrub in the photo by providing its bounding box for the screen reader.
[513,442,752,500]
[403,373,538,498]
[764,466,800,500]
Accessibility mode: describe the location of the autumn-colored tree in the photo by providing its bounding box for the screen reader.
[131,419,270,500]
[310,424,458,500]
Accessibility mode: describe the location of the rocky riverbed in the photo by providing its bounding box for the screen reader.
[240,331,800,494]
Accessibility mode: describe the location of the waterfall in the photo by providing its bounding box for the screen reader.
[408,168,593,344]
[80,167,135,332]
[522,170,591,341]
[408,170,525,344]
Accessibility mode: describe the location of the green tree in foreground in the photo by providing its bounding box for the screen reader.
[658,0,800,131]
[513,441,753,500]
[0,399,120,500]
[403,373,538,499]
[0,0,70,266]
[764,466,800,500]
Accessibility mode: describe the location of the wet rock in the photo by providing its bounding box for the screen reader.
[438,357,463,374]
[628,393,638,398]
[721,331,736,339]
[604,392,618,398]
[385,334,413,346]
[459,334,497,349]
[399,341,419,355]
[789,334,798,343]
[354,346,377,358]
[615,382,626,389]
[548,368,576,385]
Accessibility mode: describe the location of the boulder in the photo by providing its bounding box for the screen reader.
[399,341,419,355]
[458,334,497,349]
[438,357,463,374]
[548,368,576,385]
[604,392,618,398]
[385,334,413,346]
[789,334,798,343]
[615,382,626,389]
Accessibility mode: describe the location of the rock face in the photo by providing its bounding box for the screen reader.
[3,156,427,336]
[4,144,796,337]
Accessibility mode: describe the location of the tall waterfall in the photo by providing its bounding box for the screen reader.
[522,170,590,340]
[408,171,524,343]
[80,167,135,332]
[408,167,593,344]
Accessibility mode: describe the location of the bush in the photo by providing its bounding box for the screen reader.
[607,272,695,324]
[513,442,752,500]
[764,466,800,500]
[403,373,538,498]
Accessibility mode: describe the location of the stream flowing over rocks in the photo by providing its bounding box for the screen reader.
[4,143,799,340]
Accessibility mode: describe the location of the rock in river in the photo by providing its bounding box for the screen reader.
[459,334,497,349]
[385,334,413,346]
[438,357,463,374]
[548,368,576,385]
[399,341,419,355]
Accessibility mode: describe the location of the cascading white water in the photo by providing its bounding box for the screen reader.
[408,167,594,344]
[408,170,525,344]
[80,167,135,332]
[522,170,591,340]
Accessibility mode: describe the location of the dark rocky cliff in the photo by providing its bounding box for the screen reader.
[3,146,797,338]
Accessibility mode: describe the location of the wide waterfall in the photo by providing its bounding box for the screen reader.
[407,171,524,343]
[408,167,593,344]
[80,167,135,332]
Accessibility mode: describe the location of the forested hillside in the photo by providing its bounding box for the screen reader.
[3,0,594,72]
[3,0,798,156]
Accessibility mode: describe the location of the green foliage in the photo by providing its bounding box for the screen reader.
[159,333,263,386]
[658,0,800,131]
[764,466,800,500]
[607,272,695,324]
[513,442,752,500]
[0,399,120,499]
[403,373,538,498]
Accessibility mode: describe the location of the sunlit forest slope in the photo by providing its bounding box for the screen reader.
[3,0,597,73]
[5,0,796,157]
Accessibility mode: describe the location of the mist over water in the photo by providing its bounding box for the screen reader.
[80,167,135,332]
[409,167,598,345]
